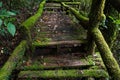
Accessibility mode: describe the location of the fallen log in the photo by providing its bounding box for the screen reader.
[0,40,27,80]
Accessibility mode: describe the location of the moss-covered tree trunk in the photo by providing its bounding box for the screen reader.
[89,0,120,79]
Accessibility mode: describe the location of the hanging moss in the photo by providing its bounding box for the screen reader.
[0,40,27,80]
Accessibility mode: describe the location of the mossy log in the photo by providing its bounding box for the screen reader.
[18,69,109,79]
[89,0,120,79]
[21,0,46,42]
[0,40,27,80]
[61,2,89,29]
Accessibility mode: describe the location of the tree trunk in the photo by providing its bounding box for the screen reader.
[89,0,120,79]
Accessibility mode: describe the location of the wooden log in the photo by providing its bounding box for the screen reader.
[17,52,104,71]
[18,69,109,79]
[32,40,86,47]
[0,40,27,80]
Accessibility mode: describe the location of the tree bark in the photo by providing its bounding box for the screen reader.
[89,0,120,79]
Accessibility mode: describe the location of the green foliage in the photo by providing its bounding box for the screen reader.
[108,16,120,30]
[0,2,2,7]
[7,22,16,36]
[0,2,16,37]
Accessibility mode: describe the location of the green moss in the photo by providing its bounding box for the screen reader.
[18,69,109,79]
[0,40,27,80]
[32,39,51,47]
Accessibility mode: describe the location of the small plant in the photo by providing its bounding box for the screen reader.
[0,1,16,37]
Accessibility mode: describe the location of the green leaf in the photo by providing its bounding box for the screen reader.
[7,11,16,16]
[115,20,120,25]
[0,2,2,7]
[108,16,114,21]
[7,22,16,36]
[0,19,2,27]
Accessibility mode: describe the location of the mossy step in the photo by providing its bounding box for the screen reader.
[32,40,86,47]
[17,52,104,71]
[18,69,109,79]
[17,57,94,71]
